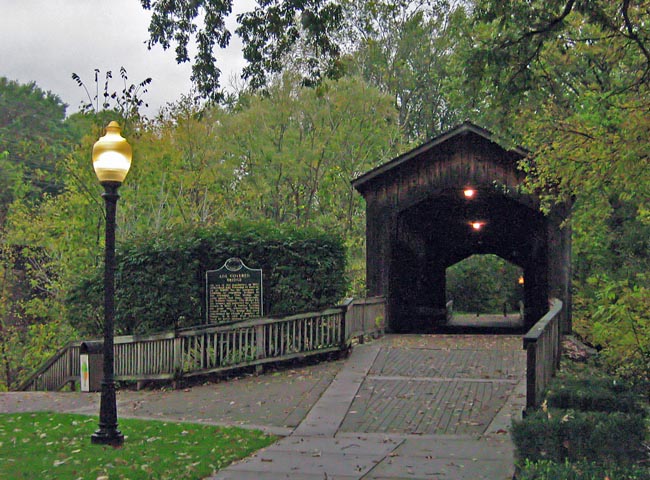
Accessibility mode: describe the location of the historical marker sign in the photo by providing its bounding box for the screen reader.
[205,258,263,324]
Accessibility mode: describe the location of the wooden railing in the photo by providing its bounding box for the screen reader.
[345,296,386,343]
[19,297,386,392]
[523,298,563,410]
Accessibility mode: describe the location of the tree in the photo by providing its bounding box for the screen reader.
[217,74,401,234]
[341,0,468,140]
[141,0,344,101]
[459,0,650,376]
[0,78,71,224]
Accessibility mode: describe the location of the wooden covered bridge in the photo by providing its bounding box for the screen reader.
[20,122,569,410]
[353,121,572,335]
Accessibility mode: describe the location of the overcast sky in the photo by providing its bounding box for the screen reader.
[0,0,251,116]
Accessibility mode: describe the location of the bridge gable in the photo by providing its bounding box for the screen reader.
[353,121,535,212]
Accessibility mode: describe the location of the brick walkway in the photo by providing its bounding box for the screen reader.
[212,334,527,479]
[340,336,524,435]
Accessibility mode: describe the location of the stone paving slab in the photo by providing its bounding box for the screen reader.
[211,435,401,479]
[393,436,514,460]
[366,455,514,480]
[274,434,402,455]
[212,473,358,480]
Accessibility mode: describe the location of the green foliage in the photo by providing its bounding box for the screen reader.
[67,220,348,335]
[141,0,344,100]
[517,459,650,480]
[0,77,71,221]
[545,377,642,414]
[0,412,276,479]
[0,242,75,390]
[71,67,152,124]
[342,0,468,140]
[588,275,650,380]
[446,254,523,313]
[512,409,646,465]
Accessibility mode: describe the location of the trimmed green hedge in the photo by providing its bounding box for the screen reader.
[517,459,650,480]
[546,377,642,414]
[512,409,646,465]
[67,220,348,335]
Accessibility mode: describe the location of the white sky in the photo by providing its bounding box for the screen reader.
[0,0,252,116]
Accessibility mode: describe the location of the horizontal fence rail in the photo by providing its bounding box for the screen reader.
[19,297,386,392]
[523,298,563,410]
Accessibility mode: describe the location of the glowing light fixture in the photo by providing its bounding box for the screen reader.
[518,276,525,285]
[92,121,132,184]
[463,188,476,199]
[471,221,484,231]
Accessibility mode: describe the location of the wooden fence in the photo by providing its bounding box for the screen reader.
[523,298,563,410]
[19,297,386,392]
[344,296,386,342]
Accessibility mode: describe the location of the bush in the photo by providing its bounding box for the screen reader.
[67,220,348,335]
[546,377,643,414]
[517,459,650,480]
[512,409,646,465]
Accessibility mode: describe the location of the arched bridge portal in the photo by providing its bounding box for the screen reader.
[353,122,571,333]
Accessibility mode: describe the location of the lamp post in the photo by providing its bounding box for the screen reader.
[90,121,131,446]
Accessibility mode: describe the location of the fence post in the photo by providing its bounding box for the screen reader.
[340,302,351,350]
[172,330,183,388]
[255,324,266,361]
[526,340,537,411]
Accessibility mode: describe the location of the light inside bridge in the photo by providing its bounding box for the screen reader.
[470,221,484,231]
[463,188,476,199]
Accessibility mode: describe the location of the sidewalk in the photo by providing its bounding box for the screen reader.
[210,335,526,479]
[0,334,525,479]
[0,357,345,437]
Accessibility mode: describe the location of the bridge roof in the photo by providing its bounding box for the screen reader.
[352,121,528,194]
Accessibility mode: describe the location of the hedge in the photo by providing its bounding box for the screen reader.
[512,409,646,465]
[517,459,650,480]
[545,377,642,414]
[67,220,348,335]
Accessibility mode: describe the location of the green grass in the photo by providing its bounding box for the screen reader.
[0,412,277,479]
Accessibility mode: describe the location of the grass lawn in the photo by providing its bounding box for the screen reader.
[0,412,277,479]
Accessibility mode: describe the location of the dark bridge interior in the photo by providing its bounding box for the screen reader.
[353,122,571,334]
[392,188,547,332]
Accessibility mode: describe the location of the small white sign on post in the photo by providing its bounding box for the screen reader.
[80,354,90,392]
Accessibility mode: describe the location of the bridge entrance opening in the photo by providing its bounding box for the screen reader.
[353,122,572,334]
[445,254,524,331]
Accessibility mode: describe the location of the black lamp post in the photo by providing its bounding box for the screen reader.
[90,121,132,447]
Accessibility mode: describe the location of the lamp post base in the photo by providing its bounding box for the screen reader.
[91,428,124,447]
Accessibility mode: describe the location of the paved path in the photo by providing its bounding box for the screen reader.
[211,335,526,479]
[0,334,526,479]
[0,358,345,437]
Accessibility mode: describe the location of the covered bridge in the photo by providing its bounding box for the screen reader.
[353,122,571,333]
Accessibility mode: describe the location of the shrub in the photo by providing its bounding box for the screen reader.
[67,220,348,335]
[512,409,646,465]
[546,377,643,414]
[517,459,650,480]
[589,274,650,381]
